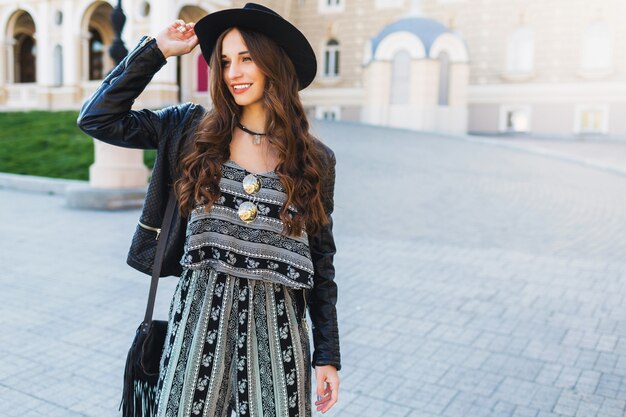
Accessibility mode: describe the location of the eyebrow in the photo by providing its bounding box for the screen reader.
[221,51,250,58]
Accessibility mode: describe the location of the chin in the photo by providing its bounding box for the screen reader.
[235,98,263,108]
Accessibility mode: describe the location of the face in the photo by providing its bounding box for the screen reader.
[221,28,266,109]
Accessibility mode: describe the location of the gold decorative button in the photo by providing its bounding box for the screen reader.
[242,173,261,195]
[238,201,258,223]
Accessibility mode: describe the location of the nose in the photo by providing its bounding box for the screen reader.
[227,61,243,81]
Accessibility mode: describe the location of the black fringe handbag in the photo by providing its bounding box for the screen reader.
[120,191,177,417]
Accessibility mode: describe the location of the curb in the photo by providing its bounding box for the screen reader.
[0,173,147,209]
[463,136,626,178]
[0,172,87,195]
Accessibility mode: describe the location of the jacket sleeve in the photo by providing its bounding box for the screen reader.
[307,150,341,371]
[76,35,190,150]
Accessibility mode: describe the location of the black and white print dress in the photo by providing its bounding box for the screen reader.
[155,160,314,417]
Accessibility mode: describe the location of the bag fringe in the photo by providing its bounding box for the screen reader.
[120,379,158,417]
[120,341,160,417]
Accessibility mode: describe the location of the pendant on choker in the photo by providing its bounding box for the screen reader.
[237,121,266,146]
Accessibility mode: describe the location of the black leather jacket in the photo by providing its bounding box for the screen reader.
[77,36,341,371]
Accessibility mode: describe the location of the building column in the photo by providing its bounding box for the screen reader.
[0,37,6,105]
[63,0,79,87]
[361,61,391,125]
[89,141,149,189]
[80,30,90,83]
[6,39,15,84]
[35,2,52,86]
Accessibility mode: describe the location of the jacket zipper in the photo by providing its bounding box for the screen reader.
[302,290,308,320]
[125,35,154,69]
[138,220,161,240]
[105,35,154,87]
[302,290,309,332]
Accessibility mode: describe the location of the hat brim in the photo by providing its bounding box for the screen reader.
[194,8,317,90]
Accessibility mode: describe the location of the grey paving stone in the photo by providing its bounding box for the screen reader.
[553,390,583,416]
[512,405,539,417]
[596,398,626,417]
[528,385,562,410]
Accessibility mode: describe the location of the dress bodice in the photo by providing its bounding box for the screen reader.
[180,160,314,289]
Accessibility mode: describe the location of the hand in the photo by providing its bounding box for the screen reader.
[155,20,199,59]
[314,365,339,414]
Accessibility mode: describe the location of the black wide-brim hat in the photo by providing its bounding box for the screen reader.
[194,2,317,90]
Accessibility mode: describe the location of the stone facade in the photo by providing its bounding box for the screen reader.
[1,0,624,138]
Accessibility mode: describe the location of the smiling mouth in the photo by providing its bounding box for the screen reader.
[232,84,252,93]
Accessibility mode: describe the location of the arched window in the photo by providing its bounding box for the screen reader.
[323,39,340,77]
[581,21,612,71]
[14,33,36,83]
[89,29,104,80]
[506,27,534,73]
[197,54,209,92]
[53,45,63,86]
[390,50,411,105]
[438,52,450,106]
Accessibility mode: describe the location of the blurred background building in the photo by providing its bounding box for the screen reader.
[0,0,624,139]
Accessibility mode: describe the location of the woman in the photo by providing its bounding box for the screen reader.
[77,3,340,417]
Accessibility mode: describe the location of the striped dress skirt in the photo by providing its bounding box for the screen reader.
[155,267,312,417]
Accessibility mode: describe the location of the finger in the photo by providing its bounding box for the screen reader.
[320,381,338,412]
[329,380,339,408]
[171,19,185,28]
[315,383,332,410]
[315,375,325,401]
[170,20,187,34]
[182,25,196,38]
[315,391,331,405]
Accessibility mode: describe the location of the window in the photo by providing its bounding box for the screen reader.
[323,39,340,78]
[499,105,531,133]
[138,1,151,18]
[53,45,63,86]
[196,54,209,92]
[581,21,611,72]
[575,105,608,134]
[14,34,36,83]
[315,106,341,120]
[323,111,337,120]
[318,0,344,13]
[54,10,63,25]
[390,50,411,105]
[438,52,450,106]
[89,29,104,80]
[506,27,534,74]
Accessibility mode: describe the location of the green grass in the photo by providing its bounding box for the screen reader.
[0,111,156,180]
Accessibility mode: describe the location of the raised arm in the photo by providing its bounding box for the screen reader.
[77,21,199,150]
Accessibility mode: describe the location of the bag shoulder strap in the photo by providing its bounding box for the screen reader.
[141,190,178,328]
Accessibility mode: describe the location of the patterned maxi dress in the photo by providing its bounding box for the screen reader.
[155,160,315,417]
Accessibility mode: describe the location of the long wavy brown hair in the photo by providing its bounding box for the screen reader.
[175,27,329,236]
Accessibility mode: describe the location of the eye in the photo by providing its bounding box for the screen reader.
[243,56,252,62]
[222,61,230,67]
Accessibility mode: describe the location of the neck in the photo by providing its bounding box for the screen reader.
[239,105,267,133]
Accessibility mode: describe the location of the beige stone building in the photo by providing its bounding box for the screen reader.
[1,0,624,138]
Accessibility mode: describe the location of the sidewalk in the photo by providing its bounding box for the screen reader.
[2,121,626,416]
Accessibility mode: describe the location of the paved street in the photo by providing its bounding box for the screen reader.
[2,120,626,417]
